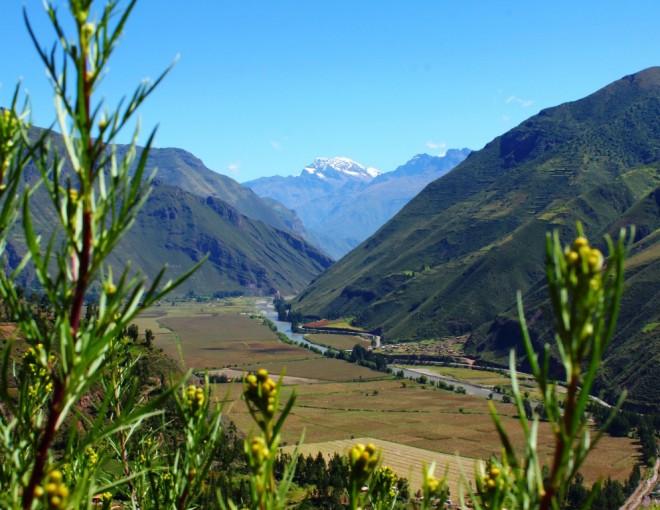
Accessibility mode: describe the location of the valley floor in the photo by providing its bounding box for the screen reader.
[137,298,642,497]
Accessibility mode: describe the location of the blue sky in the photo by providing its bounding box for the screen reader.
[2,1,660,182]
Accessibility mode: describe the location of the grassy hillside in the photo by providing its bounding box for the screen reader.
[293,68,660,409]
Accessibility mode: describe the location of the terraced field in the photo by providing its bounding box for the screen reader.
[305,333,372,351]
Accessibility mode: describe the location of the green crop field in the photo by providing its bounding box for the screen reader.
[304,318,365,332]
[305,333,371,351]
[398,365,566,402]
[399,365,512,386]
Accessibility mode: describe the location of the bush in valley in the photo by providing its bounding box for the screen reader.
[213,290,244,299]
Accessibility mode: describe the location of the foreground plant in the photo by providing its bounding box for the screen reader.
[470,225,631,510]
[0,1,207,508]
[234,369,298,510]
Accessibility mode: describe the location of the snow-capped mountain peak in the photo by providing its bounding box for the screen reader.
[301,157,381,182]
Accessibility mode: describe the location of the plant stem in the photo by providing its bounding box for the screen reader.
[22,376,64,509]
[541,371,579,510]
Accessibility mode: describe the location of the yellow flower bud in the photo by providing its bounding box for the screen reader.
[573,236,588,250]
[587,248,603,272]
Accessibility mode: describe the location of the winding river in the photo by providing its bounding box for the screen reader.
[256,299,500,399]
[255,300,328,354]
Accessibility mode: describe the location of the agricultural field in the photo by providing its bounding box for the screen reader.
[399,365,512,387]
[378,336,470,360]
[284,437,475,499]
[305,333,371,351]
[235,357,383,381]
[303,318,364,332]
[132,299,321,370]
[218,377,638,494]
[398,365,566,402]
[128,298,639,496]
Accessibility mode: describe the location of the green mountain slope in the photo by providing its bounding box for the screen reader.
[293,67,660,408]
[9,130,333,297]
[120,145,309,240]
[465,185,660,411]
[114,181,333,295]
[10,180,332,297]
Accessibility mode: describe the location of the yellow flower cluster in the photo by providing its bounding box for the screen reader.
[479,463,507,505]
[248,436,270,471]
[244,369,277,420]
[483,465,503,489]
[558,233,608,353]
[23,344,44,375]
[373,466,398,499]
[23,344,54,397]
[186,384,205,414]
[424,472,444,497]
[34,470,68,510]
[0,108,20,176]
[86,446,98,466]
[564,236,603,280]
[159,470,174,490]
[348,442,379,484]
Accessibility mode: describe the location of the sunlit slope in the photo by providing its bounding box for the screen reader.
[294,67,660,341]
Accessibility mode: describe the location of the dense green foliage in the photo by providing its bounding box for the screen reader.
[293,69,660,410]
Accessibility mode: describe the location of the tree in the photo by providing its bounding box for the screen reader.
[145,328,155,348]
[126,324,140,342]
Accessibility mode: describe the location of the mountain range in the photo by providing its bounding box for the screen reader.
[292,67,660,411]
[8,131,333,297]
[116,145,309,239]
[244,150,470,259]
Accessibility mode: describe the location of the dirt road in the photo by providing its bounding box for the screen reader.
[621,457,659,510]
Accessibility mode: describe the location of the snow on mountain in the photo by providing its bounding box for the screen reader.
[302,157,381,182]
[243,150,469,259]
